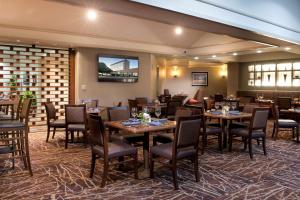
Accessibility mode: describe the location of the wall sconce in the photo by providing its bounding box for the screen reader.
[220,64,227,78]
[171,66,179,78]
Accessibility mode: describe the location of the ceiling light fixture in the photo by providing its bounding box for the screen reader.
[285,47,291,51]
[86,9,97,21]
[174,26,183,35]
[256,50,262,53]
[212,55,217,58]
[233,52,238,56]
[194,56,199,60]
[16,40,20,42]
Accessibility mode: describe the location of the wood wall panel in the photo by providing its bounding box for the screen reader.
[0,44,70,126]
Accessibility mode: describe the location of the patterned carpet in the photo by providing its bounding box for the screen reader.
[1,122,300,199]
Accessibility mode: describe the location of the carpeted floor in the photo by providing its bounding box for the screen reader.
[1,122,300,199]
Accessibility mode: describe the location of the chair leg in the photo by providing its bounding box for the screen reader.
[150,151,154,178]
[90,152,96,178]
[46,126,50,142]
[275,127,279,141]
[101,160,109,188]
[134,150,138,179]
[52,127,56,139]
[172,160,178,190]
[118,156,124,170]
[228,134,233,152]
[262,137,267,156]
[296,126,299,143]
[243,137,247,151]
[256,139,260,146]
[248,138,253,159]
[272,122,276,138]
[65,129,68,149]
[218,133,223,152]
[194,154,199,182]
[71,131,74,143]
[24,131,33,176]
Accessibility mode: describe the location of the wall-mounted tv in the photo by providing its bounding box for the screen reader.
[97,55,139,83]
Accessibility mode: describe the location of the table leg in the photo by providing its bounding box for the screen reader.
[222,119,228,148]
[139,132,150,179]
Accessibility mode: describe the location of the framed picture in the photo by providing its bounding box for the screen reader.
[192,72,208,86]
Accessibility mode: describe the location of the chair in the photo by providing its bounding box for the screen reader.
[166,100,182,120]
[135,97,148,105]
[107,106,144,144]
[150,115,202,190]
[272,105,299,142]
[0,97,21,120]
[81,99,99,109]
[277,97,292,118]
[128,99,137,114]
[164,89,170,96]
[65,105,88,149]
[214,94,224,102]
[0,98,33,175]
[45,102,65,142]
[88,115,138,187]
[229,108,269,159]
[153,108,193,145]
[230,104,258,129]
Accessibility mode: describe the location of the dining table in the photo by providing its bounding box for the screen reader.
[205,110,252,148]
[105,119,176,178]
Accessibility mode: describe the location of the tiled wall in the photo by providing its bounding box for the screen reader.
[0,44,69,125]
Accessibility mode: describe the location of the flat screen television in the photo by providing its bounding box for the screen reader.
[97,55,139,83]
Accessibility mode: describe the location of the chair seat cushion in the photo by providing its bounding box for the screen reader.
[93,141,136,159]
[230,122,249,129]
[230,128,265,138]
[205,127,222,135]
[278,119,298,128]
[50,119,65,128]
[68,124,86,131]
[0,120,25,129]
[151,143,196,160]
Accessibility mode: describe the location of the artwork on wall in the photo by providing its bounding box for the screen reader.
[192,72,208,86]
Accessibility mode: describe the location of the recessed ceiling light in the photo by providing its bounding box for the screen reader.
[174,26,183,35]
[86,9,97,21]
[212,55,217,58]
[233,52,238,56]
[194,56,199,60]
[16,40,20,42]
[35,41,39,44]
[256,50,262,53]
[285,47,291,51]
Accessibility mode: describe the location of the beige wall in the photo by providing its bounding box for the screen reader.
[159,64,227,99]
[75,48,156,106]
[227,62,239,96]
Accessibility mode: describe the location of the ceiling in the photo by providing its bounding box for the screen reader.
[0,0,299,63]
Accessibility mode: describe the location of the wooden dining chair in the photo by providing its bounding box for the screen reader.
[0,98,33,175]
[229,108,269,159]
[272,105,299,142]
[88,115,138,187]
[65,105,88,149]
[150,115,202,190]
[45,102,66,142]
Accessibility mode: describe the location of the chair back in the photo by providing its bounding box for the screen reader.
[243,104,258,113]
[277,97,291,110]
[15,97,23,120]
[273,105,280,121]
[128,99,137,111]
[88,115,105,147]
[19,98,32,126]
[65,105,86,124]
[167,100,182,116]
[81,99,99,109]
[250,108,269,131]
[193,89,204,102]
[174,115,202,149]
[214,94,224,102]
[174,108,192,121]
[163,89,170,96]
[108,106,130,121]
[136,97,148,105]
[45,102,56,124]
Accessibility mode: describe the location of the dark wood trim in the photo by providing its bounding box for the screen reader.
[69,48,76,104]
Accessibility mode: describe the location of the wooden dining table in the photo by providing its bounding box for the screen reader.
[105,119,176,178]
[205,111,252,148]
